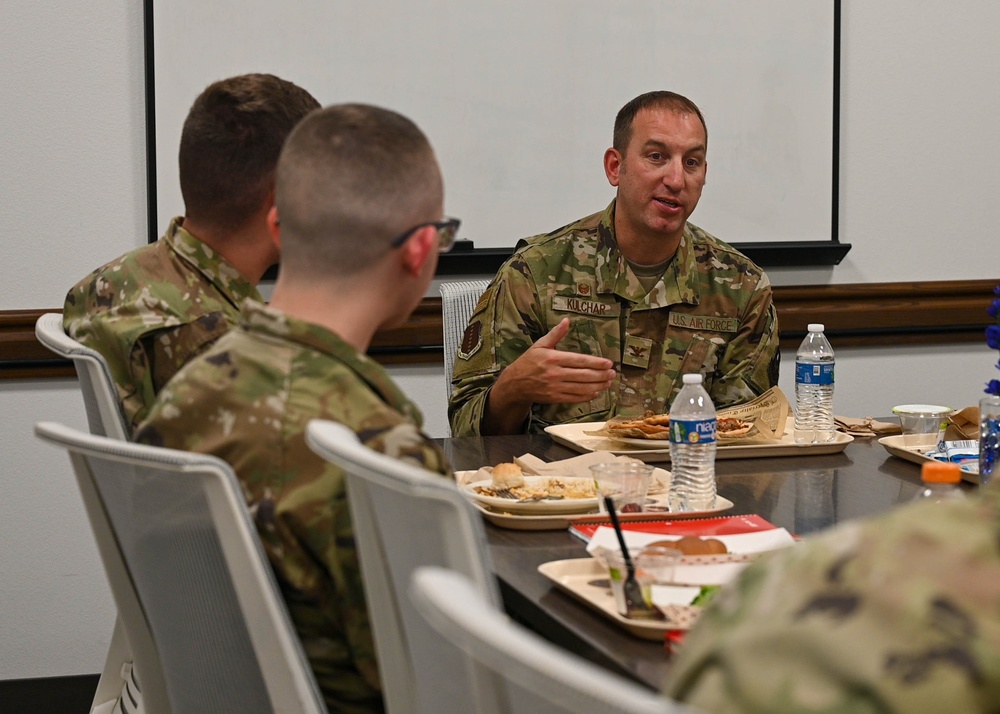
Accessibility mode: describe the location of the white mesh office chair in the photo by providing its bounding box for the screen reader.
[35,313,141,713]
[35,421,329,714]
[305,419,500,714]
[411,567,700,714]
[438,280,490,427]
[35,313,130,440]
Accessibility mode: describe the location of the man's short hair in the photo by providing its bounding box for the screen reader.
[274,103,443,278]
[612,90,708,153]
[179,74,320,232]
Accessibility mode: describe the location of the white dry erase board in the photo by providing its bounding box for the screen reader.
[145,1,842,266]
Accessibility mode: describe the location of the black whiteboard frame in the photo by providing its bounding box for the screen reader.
[142,0,849,273]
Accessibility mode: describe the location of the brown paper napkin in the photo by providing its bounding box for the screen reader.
[516,452,670,492]
[456,452,670,492]
[944,406,979,440]
[834,415,901,437]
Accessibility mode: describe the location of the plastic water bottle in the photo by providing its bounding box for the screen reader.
[794,323,835,444]
[913,461,965,503]
[668,373,717,511]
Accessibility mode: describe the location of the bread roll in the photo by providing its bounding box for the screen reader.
[492,462,525,489]
[651,536,728,556]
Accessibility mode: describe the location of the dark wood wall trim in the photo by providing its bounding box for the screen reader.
[2,279,995,380]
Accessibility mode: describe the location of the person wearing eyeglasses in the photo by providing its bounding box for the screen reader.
[449,90,779,436]
[135,103,455,713]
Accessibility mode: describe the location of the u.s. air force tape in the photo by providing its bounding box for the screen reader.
[668,313,738,333]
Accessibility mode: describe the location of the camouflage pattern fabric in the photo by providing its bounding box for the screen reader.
[663,484,1000,713]
[63,218,262,433]
[448,200,779,435]
[135,300,451,714]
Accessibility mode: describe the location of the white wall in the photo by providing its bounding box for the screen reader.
[0,1,997,679]
[1,1,146,679]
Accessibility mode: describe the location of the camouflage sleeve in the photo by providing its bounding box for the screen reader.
[448,259,542,436]
[63,277,149,433]
[359,420,453,478]
[708,272,780,408]
[143,312,232,394]
[663,498,1000,712]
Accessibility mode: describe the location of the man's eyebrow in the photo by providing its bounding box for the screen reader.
[641,139,707,154]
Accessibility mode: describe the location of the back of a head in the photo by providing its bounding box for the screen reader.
[179,73,320,233]
[613,90,708,152]
[274,103,443,279]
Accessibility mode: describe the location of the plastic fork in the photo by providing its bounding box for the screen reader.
[604,496,662,620]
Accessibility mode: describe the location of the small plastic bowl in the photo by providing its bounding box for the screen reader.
[892,404,951,450]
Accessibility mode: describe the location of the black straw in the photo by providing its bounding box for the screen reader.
[604,495,634,570]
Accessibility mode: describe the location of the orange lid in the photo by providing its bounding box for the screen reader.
[921,461,961,484]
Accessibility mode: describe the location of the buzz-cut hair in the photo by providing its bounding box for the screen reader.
[274,103,443,278]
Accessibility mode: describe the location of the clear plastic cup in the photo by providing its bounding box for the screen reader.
[591,461,654,514]
[604,546,682,616]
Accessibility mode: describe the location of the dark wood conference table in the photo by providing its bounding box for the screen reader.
[436,430,976,691]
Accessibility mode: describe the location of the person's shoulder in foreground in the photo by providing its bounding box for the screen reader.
[63,72,319,431]
[663,485,1000,713]
[448,89,778,437]
[137,101,454,713]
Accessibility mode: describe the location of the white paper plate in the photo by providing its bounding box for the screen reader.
[462,476,599,515]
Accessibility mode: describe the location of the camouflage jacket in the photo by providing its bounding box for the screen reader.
[63,218,262,433]
[448,201,779,435]
[135,300,451,714]
[663,484,1000,713]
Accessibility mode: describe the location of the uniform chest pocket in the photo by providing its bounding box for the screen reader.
[532,314,615,425]
[673,333,722,395]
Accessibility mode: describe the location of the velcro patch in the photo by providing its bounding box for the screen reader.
[551,295,620,317]
[458,320,483,360]
[668,313,739,333]
[623,334,653,369]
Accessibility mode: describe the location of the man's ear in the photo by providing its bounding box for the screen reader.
[604,147,623,187]
[400,224,437,275]
[266,205,281,250]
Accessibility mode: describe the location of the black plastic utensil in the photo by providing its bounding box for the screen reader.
[604,496,661,619]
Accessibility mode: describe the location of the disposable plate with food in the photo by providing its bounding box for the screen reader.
[462,476,600,515]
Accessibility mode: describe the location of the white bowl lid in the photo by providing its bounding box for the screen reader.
[892,404,952,415]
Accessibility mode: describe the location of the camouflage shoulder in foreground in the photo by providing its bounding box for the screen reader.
[663,488,1000,713]
[448,200,779,435]
[62,218,261,431]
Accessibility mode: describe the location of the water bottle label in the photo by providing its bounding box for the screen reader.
[795,362,834,385]
[670,418,717,445]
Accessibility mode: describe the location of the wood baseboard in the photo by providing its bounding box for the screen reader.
[2,279,995,380]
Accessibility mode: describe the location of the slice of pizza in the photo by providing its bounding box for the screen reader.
[601,412,671,439]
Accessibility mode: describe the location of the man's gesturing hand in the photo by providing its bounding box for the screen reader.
[483,318,616,434]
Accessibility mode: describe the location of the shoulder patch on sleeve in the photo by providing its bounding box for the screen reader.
[458,321,483,360]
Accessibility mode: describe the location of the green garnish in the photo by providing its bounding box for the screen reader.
[691,585,720,607]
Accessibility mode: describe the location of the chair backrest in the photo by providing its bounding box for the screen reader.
[35,313,130,440]
[411,567,699,714]
[439,279,490,410]
[35,421,328,714]
[305,419,500,714]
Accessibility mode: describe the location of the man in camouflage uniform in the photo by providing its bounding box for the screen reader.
[662,487,1000,712]
[136,103,456,713]
[449,91,778,436]
[63,74,319,433]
